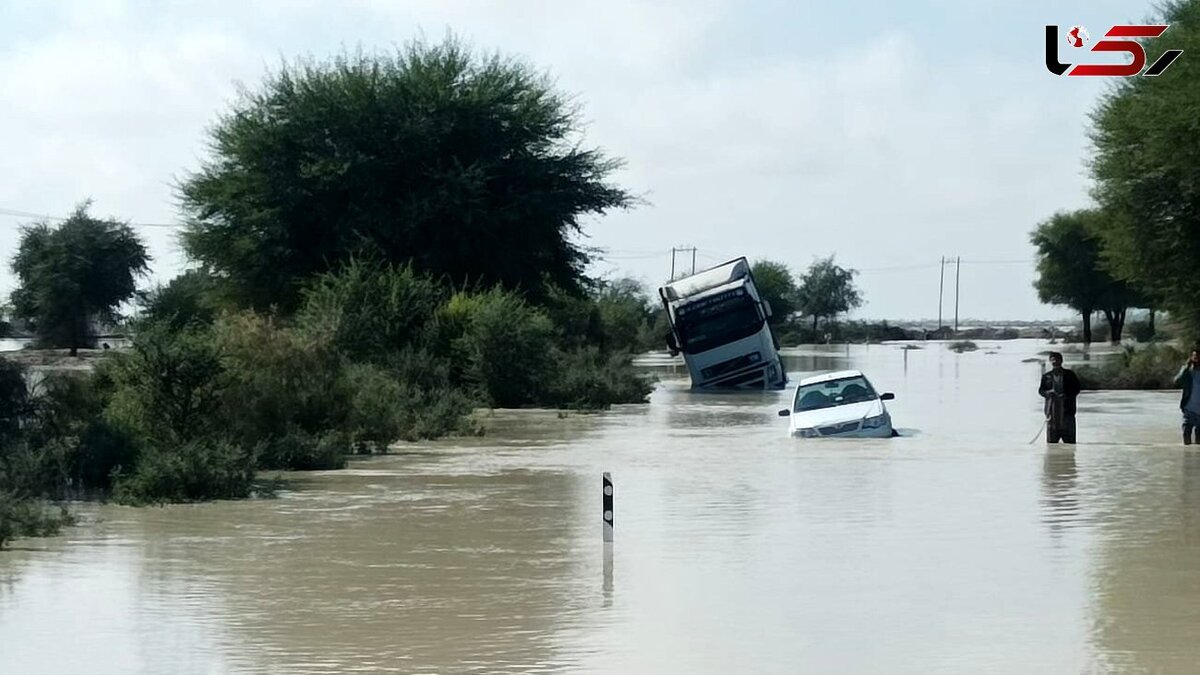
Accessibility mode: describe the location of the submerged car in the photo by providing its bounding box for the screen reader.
[778,370,896,438]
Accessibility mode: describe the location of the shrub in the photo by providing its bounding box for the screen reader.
[0,490,72,549]
[139,269,223,330]
[1077,344,1185,389]
[547,347,654,409]
[948,340,978,353]
[342,361,474,448]
[0,358,30,447]
[26,370,131,493]
[259,430,348,471]
[112,438,257,505]
[213,311,350,469]
[105,321,228,444]
[452,288,556,407]
[296,258,448,363]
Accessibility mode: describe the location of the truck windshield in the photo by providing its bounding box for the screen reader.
[676,292,763,354]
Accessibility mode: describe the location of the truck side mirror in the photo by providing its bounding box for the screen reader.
[665,332,679,355]
[880,393,895,401]
[777,409,790,417]
[763,300,773,318]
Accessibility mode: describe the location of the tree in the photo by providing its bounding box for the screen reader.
[1031,209,1144,344]
[10,203,149,356]
[797,256,863,332]
[1090,0,1200,334]
[750,260,799,326]
[592,278,653,354]
[180,39,633,312]
[140,269,224,331]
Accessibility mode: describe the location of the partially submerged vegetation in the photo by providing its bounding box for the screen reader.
[0,259,656,526]
[0,39,660,546]
[1076,344,1186,390]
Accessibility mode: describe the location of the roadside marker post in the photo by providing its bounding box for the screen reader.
[602,472,614,542]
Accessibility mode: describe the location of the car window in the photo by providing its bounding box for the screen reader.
[792,376,877,412]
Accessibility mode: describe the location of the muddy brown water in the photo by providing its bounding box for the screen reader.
[2,340,1197,673]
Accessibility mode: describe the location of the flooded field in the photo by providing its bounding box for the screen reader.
[2,340,1197,673]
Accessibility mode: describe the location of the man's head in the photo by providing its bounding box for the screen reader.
[1190,348,1200,365]
[1048,352,1063,370]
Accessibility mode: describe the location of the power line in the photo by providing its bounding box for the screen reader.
[0,206,183,229]
[959,258,1034,265]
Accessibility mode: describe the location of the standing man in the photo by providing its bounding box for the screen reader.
[1174,348,1200,444]
[1038,351,1082,444]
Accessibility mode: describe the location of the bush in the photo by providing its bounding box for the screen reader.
[593,279,654,354]
[343,361,474,448]
[140,269,223,331]
[1076,344,1185,389]
[1129,320,1161,343]
[25,371,131,493]
[452,288,557,407]
[213,312,347,468]
[112,438,257,505]
[0,490,72,549]
[259,430,348,471]
[296,258,448,364]
[0,358,30,447]
[105,321,228,444]
[547,347,654,409]
[948,340,978,353]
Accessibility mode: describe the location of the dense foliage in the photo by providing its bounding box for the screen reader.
[9,203,149,355]
[1089,0,1200,336]
[750,260,800,327]
[1031,209,1143,344]
[180,40,632,311]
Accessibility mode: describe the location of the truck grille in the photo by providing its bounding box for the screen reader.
[701,353,761,381]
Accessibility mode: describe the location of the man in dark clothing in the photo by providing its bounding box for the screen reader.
[1038,351,1081,444]
[1173,348,1200,444]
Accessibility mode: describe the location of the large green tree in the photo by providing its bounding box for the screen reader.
[751,260,799,327]
[180,39,633,312]
[797,256,863,332]
[10,203,149,356]
[1090,0,1200,332]
[1031,209,1144,345]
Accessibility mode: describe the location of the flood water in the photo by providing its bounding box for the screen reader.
[2,340,1198,673]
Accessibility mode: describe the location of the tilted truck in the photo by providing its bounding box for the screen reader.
[659,257,787,389]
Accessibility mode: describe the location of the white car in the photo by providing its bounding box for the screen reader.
[778,370,896,438]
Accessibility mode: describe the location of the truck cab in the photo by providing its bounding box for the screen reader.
[659,258,787,390]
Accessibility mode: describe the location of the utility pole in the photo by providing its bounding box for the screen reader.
[954,256,961,332]
[670,246,698,279]
[938,256,945,330]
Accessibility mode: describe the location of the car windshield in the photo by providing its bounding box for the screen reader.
[792,375,877,412]
[676,291,763,354]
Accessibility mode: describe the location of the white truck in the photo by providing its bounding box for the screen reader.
[659,257,787,389]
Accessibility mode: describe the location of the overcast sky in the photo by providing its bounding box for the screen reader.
[0,0,1167,321]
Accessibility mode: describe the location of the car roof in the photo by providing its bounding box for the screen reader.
[797,369,866,387]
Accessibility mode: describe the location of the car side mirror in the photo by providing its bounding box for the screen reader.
[778,409,790,417]
[665,332,679,355]
[880,393,895,401]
